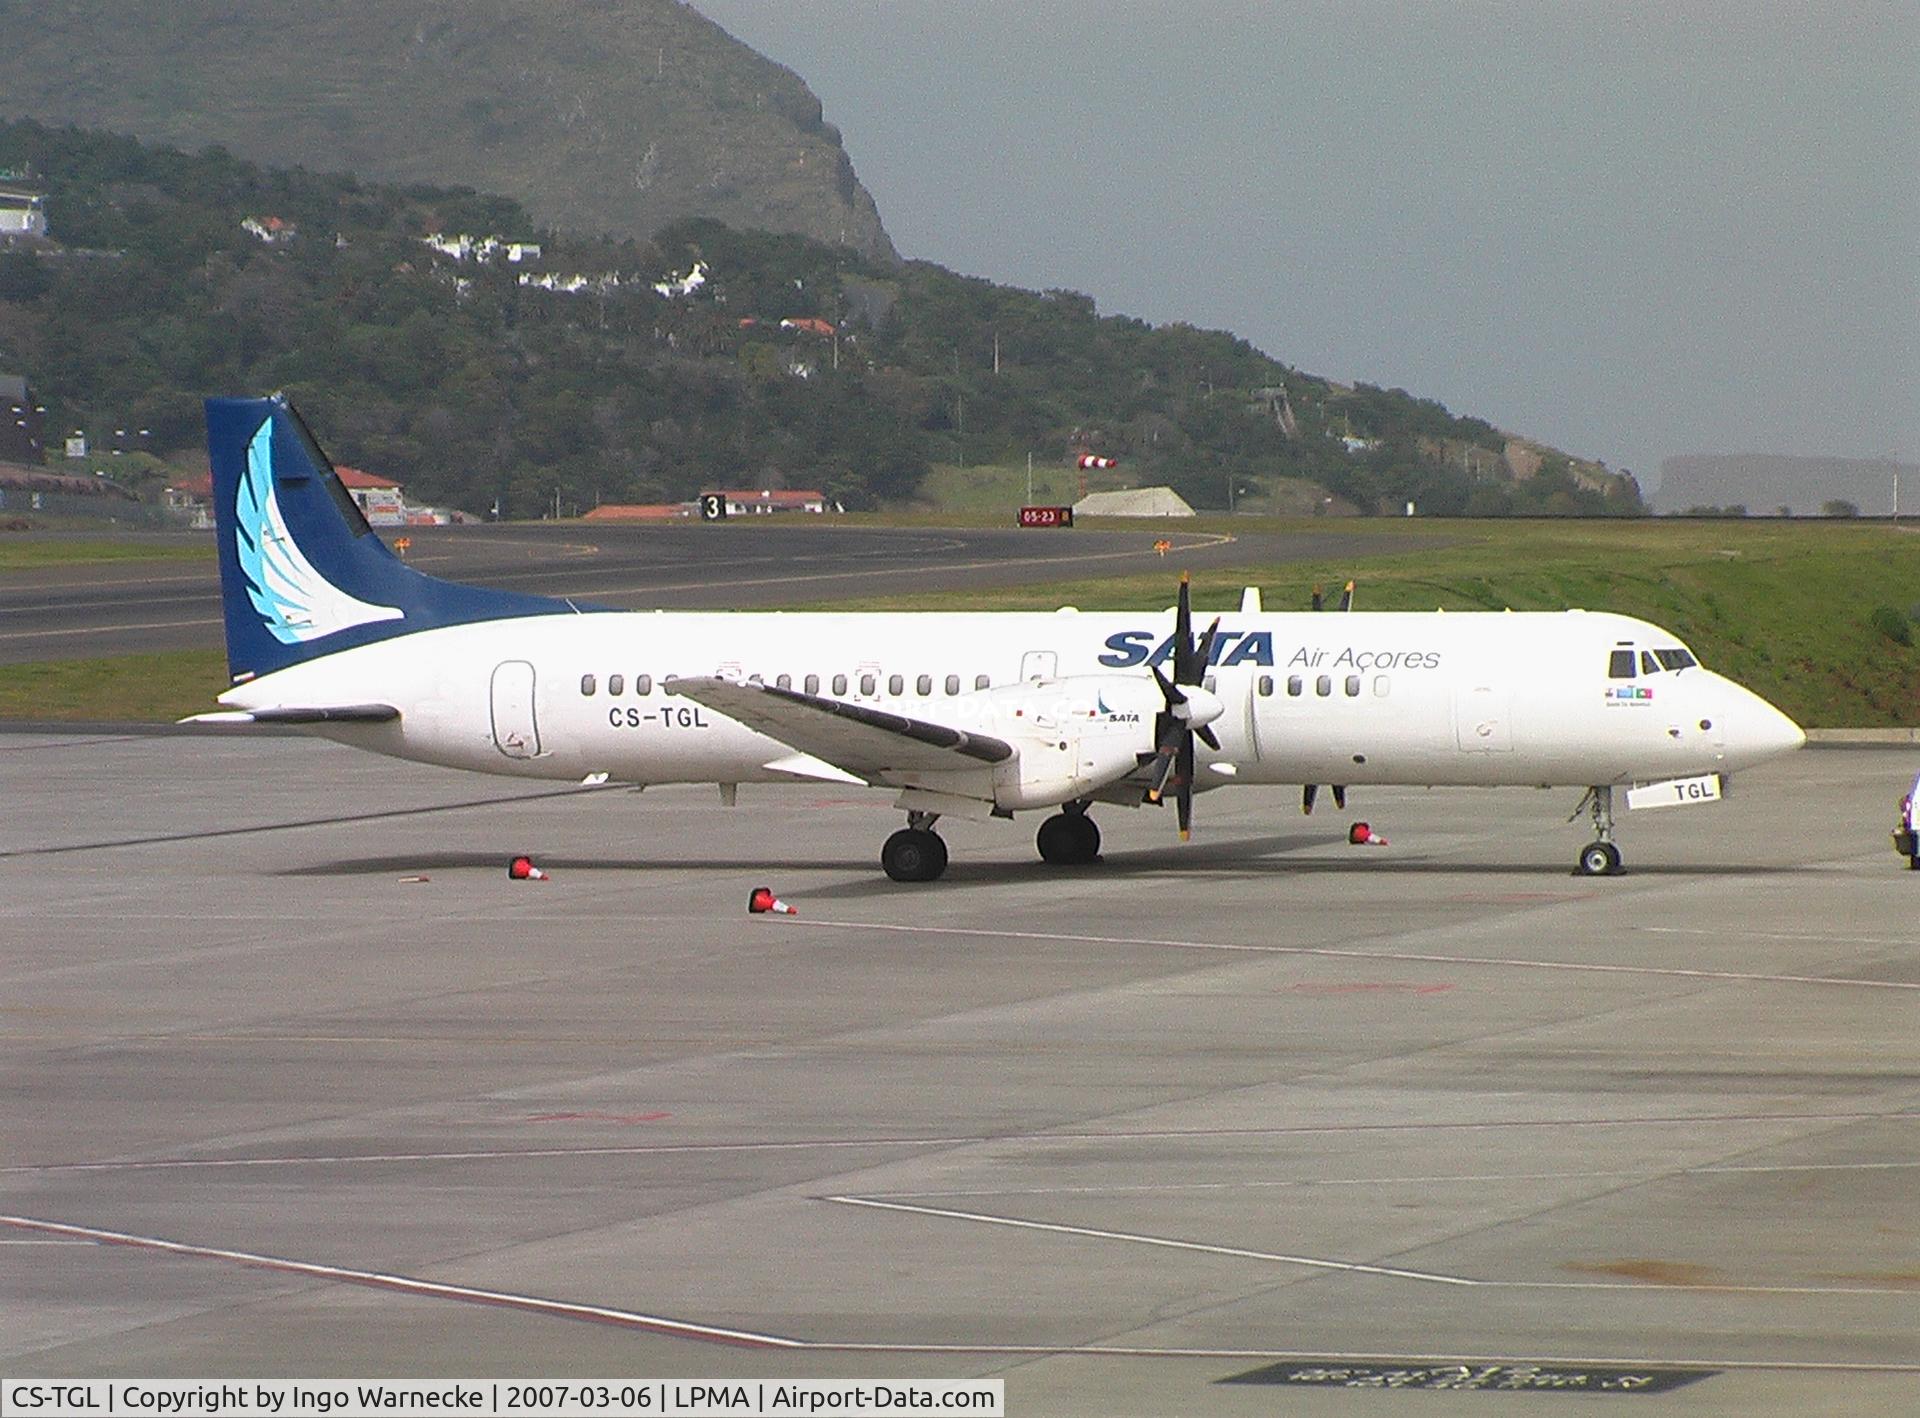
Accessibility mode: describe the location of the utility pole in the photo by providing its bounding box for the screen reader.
[1026,451,1033,505]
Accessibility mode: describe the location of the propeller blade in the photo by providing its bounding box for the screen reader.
[1338,580,1354,612]
[1196,723,1221,751]
[1173,574,1195,683]
[1302,784,1318,815]
[1144,741,1177,801]
[1332,785,1348,810]
[1310,585,1324,612]
[1191,616,1221,684]
[1150,663,1185,707]
[1176,733,1195,840]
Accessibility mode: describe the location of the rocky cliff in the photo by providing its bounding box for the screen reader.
[0,0,895,260]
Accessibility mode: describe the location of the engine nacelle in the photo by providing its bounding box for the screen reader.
[981,674,1162,811]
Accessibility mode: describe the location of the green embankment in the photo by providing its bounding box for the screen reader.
[0,519,1914,726]
[824,518,1920,730]
[0,539,212,570]
[0,649,228,722]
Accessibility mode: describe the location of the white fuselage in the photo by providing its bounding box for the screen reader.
[219,607,1805,799]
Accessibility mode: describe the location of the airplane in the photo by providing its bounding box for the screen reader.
[186,394,1806,881]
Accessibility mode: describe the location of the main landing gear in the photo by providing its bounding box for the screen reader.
[882,811,949,883]
[1036,802,1101,866]
[1571,786,1624,876]
[880,804,1105,882]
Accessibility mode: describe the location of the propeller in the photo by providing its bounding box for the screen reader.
[1144,573,1225,840]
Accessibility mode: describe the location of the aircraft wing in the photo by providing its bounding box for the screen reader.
[181,704,401,725]
[667,676,1013,780]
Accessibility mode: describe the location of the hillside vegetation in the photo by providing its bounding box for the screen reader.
[0,0,893,260]
[0,121,1636,520]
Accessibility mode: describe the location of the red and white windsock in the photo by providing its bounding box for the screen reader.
[507,855,551,880]
[748,886,797,915]
[1077,453,1117,469]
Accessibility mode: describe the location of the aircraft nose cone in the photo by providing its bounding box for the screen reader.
[1720,681,1805,764]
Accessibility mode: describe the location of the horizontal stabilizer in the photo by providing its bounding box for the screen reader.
[181,704,400,726]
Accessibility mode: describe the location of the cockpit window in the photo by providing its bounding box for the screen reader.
[1608,649,1636,679]
[1654,648,1697,671]
[1640,650,1660,676]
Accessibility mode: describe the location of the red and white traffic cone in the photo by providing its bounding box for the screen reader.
[508,855,551,881]
[748,886,797,916]
[1347,822,1388,847]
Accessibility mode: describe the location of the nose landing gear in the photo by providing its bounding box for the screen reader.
[1571,786,1625,876]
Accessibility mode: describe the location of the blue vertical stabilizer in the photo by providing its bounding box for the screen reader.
[207,395,576,681]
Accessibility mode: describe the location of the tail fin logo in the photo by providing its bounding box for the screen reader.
[234,417,403,644]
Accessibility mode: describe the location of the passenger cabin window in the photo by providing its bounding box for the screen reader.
[1373,675,1390,698]
[1316,675,1332,697]
[860,672,877,695]
[776,674,791,690]
[1287,675,1303,697]
[608,674,624,696]
[1257,674,1274,697]
[580,674,597,696]
[1608,649,1636,679]
[804,674,819,695]
[636,674,652,695]
[1344,675,1361,697]
[945,674,960,695]
[917,673,932,696]
[888,673,904,696]
[974,674,990,690]
[832,673,848,696]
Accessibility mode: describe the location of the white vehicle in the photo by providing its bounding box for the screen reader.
[189,395,1806,881]
[1895,770,1920,870]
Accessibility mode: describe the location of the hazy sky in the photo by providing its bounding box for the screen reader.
[691,1,1916,490]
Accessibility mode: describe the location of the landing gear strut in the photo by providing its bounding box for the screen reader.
[1572,786,1624,876]
[1036,803,1101,866]
[882,811,948,883]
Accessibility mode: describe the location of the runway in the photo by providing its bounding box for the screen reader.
[2,729,1914,1413]
[0,521,1404,663]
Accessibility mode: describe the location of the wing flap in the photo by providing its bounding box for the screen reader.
[668,676,1012,777]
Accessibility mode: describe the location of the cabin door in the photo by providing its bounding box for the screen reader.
[1020,650,1058,682]
[1453,681,1514,752]
[490,660,541,759]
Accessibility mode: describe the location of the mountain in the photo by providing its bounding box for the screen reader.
[0,0,895,261]
[1657,455,1915,516]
